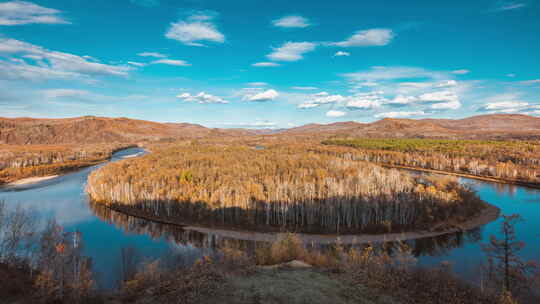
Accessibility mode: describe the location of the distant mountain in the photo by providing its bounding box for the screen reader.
[279,114,540,140]
[1,114,539,145]
[0,116,255,145]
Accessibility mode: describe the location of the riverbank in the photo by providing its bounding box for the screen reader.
[379,164,540,190]
[102,202,500,245]
[4,175,59,186]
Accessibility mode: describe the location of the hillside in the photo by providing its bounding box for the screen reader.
[280,114,540,139]
[1,114,539,145]
[0,116,254,145]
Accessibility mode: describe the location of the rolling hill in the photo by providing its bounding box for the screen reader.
[1,114,539,145]
[279,114,540,140]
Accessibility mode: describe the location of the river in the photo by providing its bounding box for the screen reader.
[1,147,539,288]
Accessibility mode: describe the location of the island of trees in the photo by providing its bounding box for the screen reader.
[87,143,490,234]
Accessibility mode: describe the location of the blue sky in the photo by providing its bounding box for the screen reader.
[0,0,539,128]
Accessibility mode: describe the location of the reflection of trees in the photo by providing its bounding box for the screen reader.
[90,201,486,258]
[89,202,258,250]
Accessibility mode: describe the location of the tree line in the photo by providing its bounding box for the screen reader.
[322,139,540,185]
[87,143,487,233]
[0,143,135,185]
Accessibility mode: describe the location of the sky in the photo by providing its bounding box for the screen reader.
[0,0,539,129]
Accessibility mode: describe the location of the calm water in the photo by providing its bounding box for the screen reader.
[1,148,539,287]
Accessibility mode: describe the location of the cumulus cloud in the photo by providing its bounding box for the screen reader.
[252,62,280,67]
[480,101,529,111]
[334,51,350,57]
[0,1,70,26]
[177,92,229,104]
[387,94,418,105]
[346,94,384,109]
[331,29,394,47]
[0,38,132,81]
[272,15,310,28]
[477,93,533,113]
[326,110,346,117]
[452,69,470,75]
[138,52,167,58]
[244,89,279,102]
[298,92,345,108]
[165,13,225,47]
[152,59,191,66]
[267,42,316,62]
[435,80,458,88]
[375,111,426,118]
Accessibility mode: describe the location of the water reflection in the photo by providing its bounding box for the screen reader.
[1,149,539,288]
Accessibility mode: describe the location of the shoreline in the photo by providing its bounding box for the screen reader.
[379,164,540,190]
[4,175,59,186]
[103,202,500,245]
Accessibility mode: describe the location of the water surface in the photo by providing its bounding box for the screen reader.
[1,148,539,287]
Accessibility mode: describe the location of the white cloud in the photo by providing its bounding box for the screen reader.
[452,69,470,75]
[435,80,458,88]
[481,101,529,110]
[177,92,228,104]
[0,1,69,26]
[430,101,461,110]
[272,15,310,28]
[267,42,316,62]
[298,92,345,108]
[343,66,446,82]
[495,2,526,11]
[346,95,383,109]
[418,90,460,103]
[291,86,318,90]
[0,38,131,81]
[520,79,540,85]
[334,51,350,57]
[165,13,225,47]
[326,110,346,117]
[252,62,280,67]
[247,82,268,86]
[138,52,167,58]
[375,111,426,118]
[127,61,147,67]
[387,95,418,105]
[43,89,89,99]
[152,59,191,66]
[219,121,278,129]
[331,29,394,47]
[245,89,279,102]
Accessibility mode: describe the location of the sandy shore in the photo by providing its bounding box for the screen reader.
[5,175,59,186]
[106,202,500,245]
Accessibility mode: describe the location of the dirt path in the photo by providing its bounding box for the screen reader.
[204,268,398,304]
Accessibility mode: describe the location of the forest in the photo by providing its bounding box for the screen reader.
[86,143,488,233]
[0,143,135,185]
[322,138,540,186]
